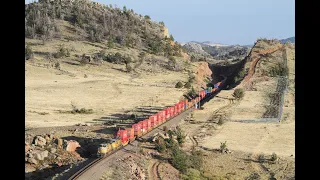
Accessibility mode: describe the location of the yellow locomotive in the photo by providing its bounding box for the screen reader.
[97,138,122,157]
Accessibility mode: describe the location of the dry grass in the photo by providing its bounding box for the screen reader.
[25,38,191,128]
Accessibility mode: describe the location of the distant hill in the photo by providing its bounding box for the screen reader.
[182,41,251,61]
[280,37,295,44]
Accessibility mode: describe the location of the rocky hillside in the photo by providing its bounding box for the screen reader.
[201,44,251,60]
[182,42,211,58]
[182,41,251,62]
[25,0,184,57]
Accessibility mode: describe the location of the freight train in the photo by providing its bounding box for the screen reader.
[97,77,227,157]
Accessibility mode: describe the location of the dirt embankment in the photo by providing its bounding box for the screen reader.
[242,44,283,86]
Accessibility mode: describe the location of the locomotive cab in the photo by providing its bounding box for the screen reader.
[97,143,111,157]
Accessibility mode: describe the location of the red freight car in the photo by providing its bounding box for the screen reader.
[150,115,158,128]
[142,120,148,135]
[126,128,135,142]
[201,90,206,99]
[157,112,162,125]
[117,129,128,146]
[147,118,152,132]
[160,110,166,122]
[170,106,175,117]
[175,103,180,115]
[132,123,141,138]
[165,108,171,120]
[180,101,185,111]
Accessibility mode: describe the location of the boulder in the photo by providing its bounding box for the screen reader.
[44,135,51,143]
[25,164,36,173]
[34,136,46,146]
[50,148,56,153]
[34,150,49,161]
[65,140,81,152]
[27,158,38,165]
[25,143,30,153]
[49,134,56,140]
[57,139,63,148]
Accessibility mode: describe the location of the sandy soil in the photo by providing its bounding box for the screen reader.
[25,36,198,128]
[26,59,188,128]
[202,150,295,179]
[200,121,294,157]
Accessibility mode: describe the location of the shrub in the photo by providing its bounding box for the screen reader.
[144,15,151,20]
[238,68,246,77]
[232,88,245,100]
[189,148,203,170]
[130,114,136,119]
[175,81,184,88]
[187,86,197,97]
[163,126,168,133]
[168,56,177,70]
[173,126,186,145]
[54,62,61,70]
[46,52,53,60]
[25,44,34,60]
[247,172,261,180]
[184,82,192,89]
[217,117,224,125]
[269,63,288,77]
[258,154,265,163]
[108,37,115,48]
[155,136,166,153]
[270,152,277,161]
[220,141,227,153]
[223,61,231,65]
[170,34,174,41]
[170,143,188,173]
[71,107,93,114]
[54,45,70,58]
[181,168,202,180]
[126,63,133,72]
[104,53,124,64]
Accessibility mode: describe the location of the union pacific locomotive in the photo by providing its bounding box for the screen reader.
[97,77,227,157]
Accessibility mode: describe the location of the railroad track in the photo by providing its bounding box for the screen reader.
[68,77,228,180]
[68,157,104,180]
[67,108,194,180]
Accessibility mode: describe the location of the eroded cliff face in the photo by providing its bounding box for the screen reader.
[193,62,213,89]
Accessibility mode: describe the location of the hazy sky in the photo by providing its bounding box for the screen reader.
[25,0,295,45]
